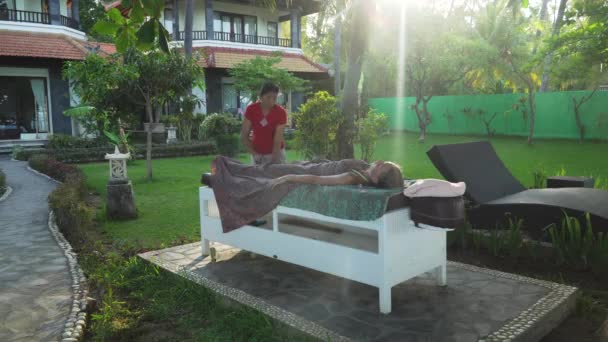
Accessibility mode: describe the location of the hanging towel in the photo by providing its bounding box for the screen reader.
[403,179,466,198]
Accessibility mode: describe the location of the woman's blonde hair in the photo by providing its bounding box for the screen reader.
[376,162,403,188]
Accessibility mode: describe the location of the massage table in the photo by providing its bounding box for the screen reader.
[199,178,464,314]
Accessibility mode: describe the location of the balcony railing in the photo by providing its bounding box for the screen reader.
[0,8,79,29]
[60,15,79,29]
[178,30,207,40]
[177,30,292,48]
[0,8,50,25]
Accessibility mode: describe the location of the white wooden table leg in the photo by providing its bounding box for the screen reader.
[379,285,392,314]
[435,263,447,286]
[201,238,210,256]
[273,210,279,232]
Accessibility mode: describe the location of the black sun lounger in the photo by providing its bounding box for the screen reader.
[427,141,608,236]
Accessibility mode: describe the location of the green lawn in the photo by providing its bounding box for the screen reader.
[79,133,608,249]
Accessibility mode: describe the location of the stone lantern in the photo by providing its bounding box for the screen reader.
[105,146,137,219]
[166,126,178,144]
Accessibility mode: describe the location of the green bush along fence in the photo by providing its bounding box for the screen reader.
[369,91,608,140]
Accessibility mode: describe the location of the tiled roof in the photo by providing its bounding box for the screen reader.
[195,47,328,74]
[0,30,88,60]
[0,30,117,60]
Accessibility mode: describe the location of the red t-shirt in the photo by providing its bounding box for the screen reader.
[245,102,287,155]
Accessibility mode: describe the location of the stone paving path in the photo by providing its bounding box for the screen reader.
[142,242,577,342]
[0,158,71,342]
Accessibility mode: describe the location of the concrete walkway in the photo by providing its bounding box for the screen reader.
[0,158,71,341]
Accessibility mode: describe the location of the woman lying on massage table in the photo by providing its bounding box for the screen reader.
[271,160,404,189]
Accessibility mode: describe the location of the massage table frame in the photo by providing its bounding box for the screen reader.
[199,186,448,314]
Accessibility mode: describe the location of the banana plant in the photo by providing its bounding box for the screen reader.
[92,0,170,53]
[103,129,134,157]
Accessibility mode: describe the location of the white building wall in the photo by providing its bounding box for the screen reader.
[168,0,289,37]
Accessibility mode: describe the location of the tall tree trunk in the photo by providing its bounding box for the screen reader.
[337,0,372,159]
[573,97,585,143]
[532,0,550,54]
[417,95,432,142]
[334,16,341,97]
[184,0,194,57]
[540,0,568,92]
[145,102,154,181]
[571,90,597,143]
[527,89,536,145]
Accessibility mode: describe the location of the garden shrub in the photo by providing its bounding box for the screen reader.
[11,145,45,161]
[22,142,217,164]
[200,114,241,156]
[49,178,93,241]
[141,142,216,159]
[200,113,241,141]
[48,134,110,149]
[29,155,81,183]
[292,91,342,160]
[215,134,240,157]
[28,154,51,174]
[28,155,93,242]
[355,110,388,162]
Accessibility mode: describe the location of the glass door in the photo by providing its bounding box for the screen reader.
[244,16,256,44]
[0,76,49,140]
[222,84,238,116]
[30,78,49,134]
[233,17,243,42]
[0,77,18,140]
[221,14,231,41]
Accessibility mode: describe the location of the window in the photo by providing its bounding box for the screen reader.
[213,13,222,33]
[41,0,48,13]
[67,0,72,17]
[213,12,257,42]
[244,16,257,36]
[267,22,278,38]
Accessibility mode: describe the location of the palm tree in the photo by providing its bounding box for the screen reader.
[539,0,569,91]
[466,0,541,144]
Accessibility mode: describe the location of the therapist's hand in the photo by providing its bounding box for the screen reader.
[270,149,283,164]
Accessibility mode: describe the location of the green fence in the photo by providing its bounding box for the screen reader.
[369,91,608,140]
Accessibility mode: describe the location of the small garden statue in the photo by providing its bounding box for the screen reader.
[105,146,137,220]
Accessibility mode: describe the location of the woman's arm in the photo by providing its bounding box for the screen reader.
[272,173,362,188]
[240,118,255,154]
[271,124,286,162]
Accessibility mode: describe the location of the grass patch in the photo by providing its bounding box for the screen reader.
[79,132,608,249]
[82,251,314,342]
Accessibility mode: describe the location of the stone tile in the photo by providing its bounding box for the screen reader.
[142,240,577,342]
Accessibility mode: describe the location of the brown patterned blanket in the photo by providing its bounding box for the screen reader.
[209,156,370,232]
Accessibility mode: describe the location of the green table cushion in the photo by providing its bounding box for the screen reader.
[279,185,404,221]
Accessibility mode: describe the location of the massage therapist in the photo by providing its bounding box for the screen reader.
[240,82,287,166]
